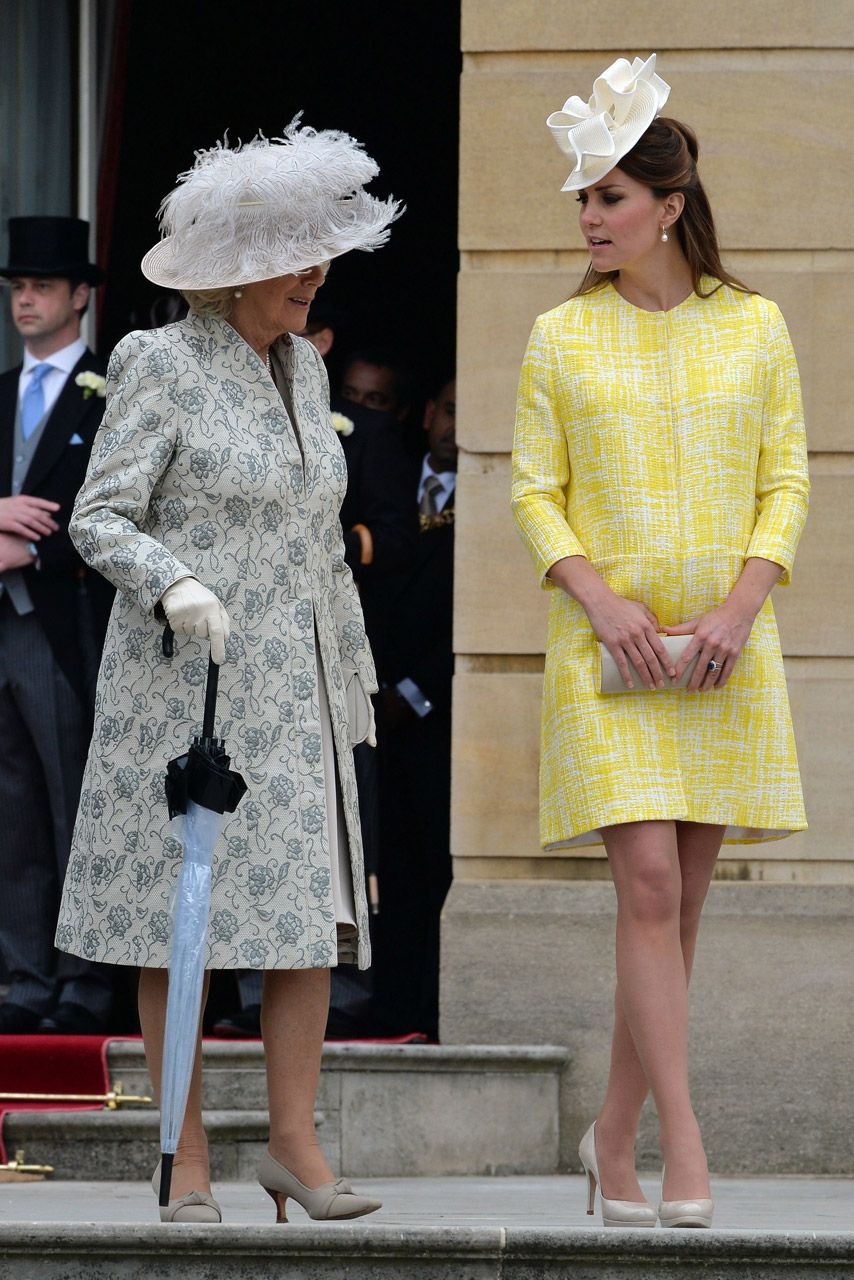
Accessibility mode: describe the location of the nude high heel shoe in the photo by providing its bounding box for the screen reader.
[257,1149,382,1223]
[658,1167,714,1229]
[579,1122,657,1228]
[151,1161,222,1224]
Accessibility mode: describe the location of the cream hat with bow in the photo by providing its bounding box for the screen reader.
[141,117,402,289]
[547,54,671,192]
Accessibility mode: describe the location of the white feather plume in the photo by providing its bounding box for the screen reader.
[141,118,402,288]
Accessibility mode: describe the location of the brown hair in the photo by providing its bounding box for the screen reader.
[572,117,754,300]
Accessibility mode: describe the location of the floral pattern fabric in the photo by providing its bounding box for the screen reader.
[56,312,376,969]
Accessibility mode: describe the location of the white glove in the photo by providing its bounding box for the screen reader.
[160,578,231,665]
[344,666,376,748]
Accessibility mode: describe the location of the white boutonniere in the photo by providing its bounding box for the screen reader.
[330,411,355,437]
[75,371,107,399]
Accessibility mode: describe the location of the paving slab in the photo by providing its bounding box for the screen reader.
[2,1172,853,1229]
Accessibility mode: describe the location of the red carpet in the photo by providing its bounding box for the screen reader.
[0,1036,118,1163]
[324,1032,429,1044]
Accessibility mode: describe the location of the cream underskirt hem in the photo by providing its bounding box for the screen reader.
[317,649,359,965]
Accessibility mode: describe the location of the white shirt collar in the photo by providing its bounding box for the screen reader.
[22,336,87,375]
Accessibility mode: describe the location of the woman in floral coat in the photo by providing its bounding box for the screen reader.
[56,124,399,1223]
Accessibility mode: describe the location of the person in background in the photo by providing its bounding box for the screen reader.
[339,347,411,424]
[300,295,344,361]
[0,216,114,1035]
[372,376,456,1038]
[325,343,421,1037]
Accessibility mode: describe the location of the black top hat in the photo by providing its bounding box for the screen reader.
[0,217,105,285]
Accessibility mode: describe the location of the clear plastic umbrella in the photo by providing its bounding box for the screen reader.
[158,631,246,1209]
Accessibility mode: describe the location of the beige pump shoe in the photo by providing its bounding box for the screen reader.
[579,1122,657,1229]
[658,1168,714,1228]
[658,1198,715,1228]
[257,1150,382,1223]
[151,1161,222,1224]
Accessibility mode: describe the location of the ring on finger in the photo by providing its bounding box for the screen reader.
[706,659,722,673]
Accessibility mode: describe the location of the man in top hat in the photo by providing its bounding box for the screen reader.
[0,216,114,1034]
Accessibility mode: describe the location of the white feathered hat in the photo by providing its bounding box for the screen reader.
[141,118,402,289]
[547,54,670,192]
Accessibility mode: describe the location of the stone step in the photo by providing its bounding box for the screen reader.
[1,1173,853,1280]
[7,1042,569,1179]
[4,1110,282,1184]
[5,1225,851,1280]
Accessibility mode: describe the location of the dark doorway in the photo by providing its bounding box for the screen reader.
[100,0,461,402]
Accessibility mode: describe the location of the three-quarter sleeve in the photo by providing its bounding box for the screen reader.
[744,303,810,586]
[511,316,587,590]
[70,332,195,613]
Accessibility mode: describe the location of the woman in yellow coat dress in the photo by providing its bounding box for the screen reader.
[512,56,808,1229]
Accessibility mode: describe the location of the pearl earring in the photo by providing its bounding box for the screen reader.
[234,289,243,298]
[660,227,669,243]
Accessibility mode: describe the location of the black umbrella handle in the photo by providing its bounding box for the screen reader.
[161,625,219,741]
[203,654,219,741]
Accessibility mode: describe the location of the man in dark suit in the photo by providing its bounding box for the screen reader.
[303,306,420,635]
[335,396,420,671]
[0,217,114,1034]
[339,346,427,463]
[372,377,457,1038]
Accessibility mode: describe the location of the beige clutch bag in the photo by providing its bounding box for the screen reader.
[599,634,700,694]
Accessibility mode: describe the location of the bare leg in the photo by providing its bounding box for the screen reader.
[262,967,334,1188]
[595,822,723,1199]
[137,967,211,1199]
[596,820,722,1200]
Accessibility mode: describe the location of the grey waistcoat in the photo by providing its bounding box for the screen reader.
[1,396,53,613]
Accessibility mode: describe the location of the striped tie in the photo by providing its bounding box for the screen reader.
[419,474,443,517]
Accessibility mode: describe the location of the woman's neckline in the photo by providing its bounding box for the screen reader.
[607,277,712,316]
[195,312,291,373]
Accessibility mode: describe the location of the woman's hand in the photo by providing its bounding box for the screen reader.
[665,605,754,691]
[0,495,60,540]
[160,578,231,665]
[665,559,783,691]
[583,587,675,691]
[548,556,674,690]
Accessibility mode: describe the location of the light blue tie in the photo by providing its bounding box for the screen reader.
[21,363,53,440]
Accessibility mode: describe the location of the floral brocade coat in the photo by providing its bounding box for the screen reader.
[56,312,377,970]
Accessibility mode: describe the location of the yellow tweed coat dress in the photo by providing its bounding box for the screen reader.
[511,279,809,848]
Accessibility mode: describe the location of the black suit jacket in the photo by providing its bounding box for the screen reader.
[335,396,418,581]
[333,396,419,673]
[0,351,115,702]
[382,487,455,717]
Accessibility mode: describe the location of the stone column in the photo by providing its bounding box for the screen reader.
[443,1,854,1172]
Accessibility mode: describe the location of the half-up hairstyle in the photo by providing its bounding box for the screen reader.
[573,117,754,299]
